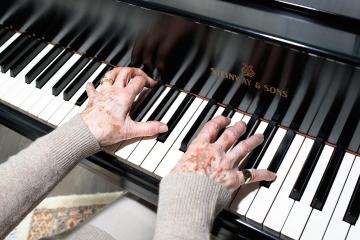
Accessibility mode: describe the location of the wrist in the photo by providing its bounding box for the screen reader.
[157,173,231,228]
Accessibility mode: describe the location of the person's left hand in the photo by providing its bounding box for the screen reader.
[172,116,276,192]
[80,67,168,146]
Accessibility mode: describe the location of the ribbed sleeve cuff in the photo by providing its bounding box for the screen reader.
[154,173,231,240]
[38,114,101,171]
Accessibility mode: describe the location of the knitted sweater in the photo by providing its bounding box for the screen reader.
[0,115,231,240]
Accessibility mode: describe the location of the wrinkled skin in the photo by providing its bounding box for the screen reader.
[173,116,276,192]
[81,67,276,192]
[81,67,168,146]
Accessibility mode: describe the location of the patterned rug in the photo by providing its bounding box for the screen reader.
[6,192,126,240]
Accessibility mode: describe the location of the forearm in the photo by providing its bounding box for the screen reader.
[0,115,100,238]
[153,173,231,240]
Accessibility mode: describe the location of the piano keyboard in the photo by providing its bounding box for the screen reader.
[0,27,359,240]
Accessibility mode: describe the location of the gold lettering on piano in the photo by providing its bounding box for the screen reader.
[210,64,254,87]
[210,65,288,98]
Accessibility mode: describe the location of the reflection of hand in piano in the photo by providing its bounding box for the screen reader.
[173,115,276,192]
[81,67,168,146]
[131,16,208,79]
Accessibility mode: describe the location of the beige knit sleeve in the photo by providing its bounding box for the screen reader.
[153,173,231,240]
[0,115,100,239]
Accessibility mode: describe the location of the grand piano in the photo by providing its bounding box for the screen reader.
[0,0,359,239]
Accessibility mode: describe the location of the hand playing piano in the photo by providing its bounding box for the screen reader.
[80,67,168,146]
[172,115,276,192]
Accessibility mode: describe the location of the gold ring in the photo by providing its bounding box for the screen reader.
[100,77,115,85]
[242,169,253,184]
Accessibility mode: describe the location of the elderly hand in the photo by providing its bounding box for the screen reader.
[172,115,276,192]
[80,67,168,146]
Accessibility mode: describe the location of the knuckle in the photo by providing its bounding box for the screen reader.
[240,141,251,152]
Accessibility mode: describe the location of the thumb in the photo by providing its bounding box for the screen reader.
[129,121,168,138]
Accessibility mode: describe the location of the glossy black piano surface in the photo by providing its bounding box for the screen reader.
[0,0,359,239]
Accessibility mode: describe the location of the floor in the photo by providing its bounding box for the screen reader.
[0,123,121,196]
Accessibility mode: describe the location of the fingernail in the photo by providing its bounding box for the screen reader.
[254,133,264,140]
[159,125,168,133]
[269,171,277,181]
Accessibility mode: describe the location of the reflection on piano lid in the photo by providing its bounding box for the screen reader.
[0,0,359,239]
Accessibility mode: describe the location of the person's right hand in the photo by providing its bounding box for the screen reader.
[172,115,276,192]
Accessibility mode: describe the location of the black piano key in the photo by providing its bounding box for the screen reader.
[52,56,90,96]
[261,129,296,188]
[228,81,248,110]
[297,61,336,133]
[212,78,236,103]
[311,146,345,210]
[289,137,324,201]
[235,114,260,144]
[348,121,360,153]
[1,37,39,73]
[10,42,46,77]
[222,107,235,118]
[157,94,195,143]
[215,107,235,140]
[25,46,62,84]
[309,64,352,139]
[282,57,323,130]
[244,121,278,169]
[75,65,112,106]
[36,51,73,88]
[147,87,180,122]
[337,90,360,149]
[343,176,360,225]
[0,29,14,46]
[130,84,165,122]
[0,28,7,38]
[0,34,28,67]
[63,61,101,101]
[180,100,218,152]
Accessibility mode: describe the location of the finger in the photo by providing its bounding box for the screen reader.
[114,67,156,88]
[100,68,119,88]
[126,76,147,99]
[196,115,231,143]
[215,121,246,151]
[227,134,264,166]
[236,169,276,186]
[128,120,168,139]
[85,82,97,99]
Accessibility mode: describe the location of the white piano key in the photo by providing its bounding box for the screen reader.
[323,156,360,240]
[48,64,106,126]
[263,138,314,236]
[0,72,14,95]
[230,121,276,218]
[281,145,334,240]
[9,49,67,107]
[115,87,171,160]
[347,190,360,240]
[140,97,202,172]
[24,53,81,115]
[241,115,251,124]
[59,83,101,126]
[229,112,244,126]
[127,91,187,165]
[37,95,64,120]
[246,134,305,227]
[0,32,20,53]
[59,105,83,125]
[1,44,54,103]
[213,106,225,118]
[0,72,12,97]
[154,100,208,177]
[300,153,355,240]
